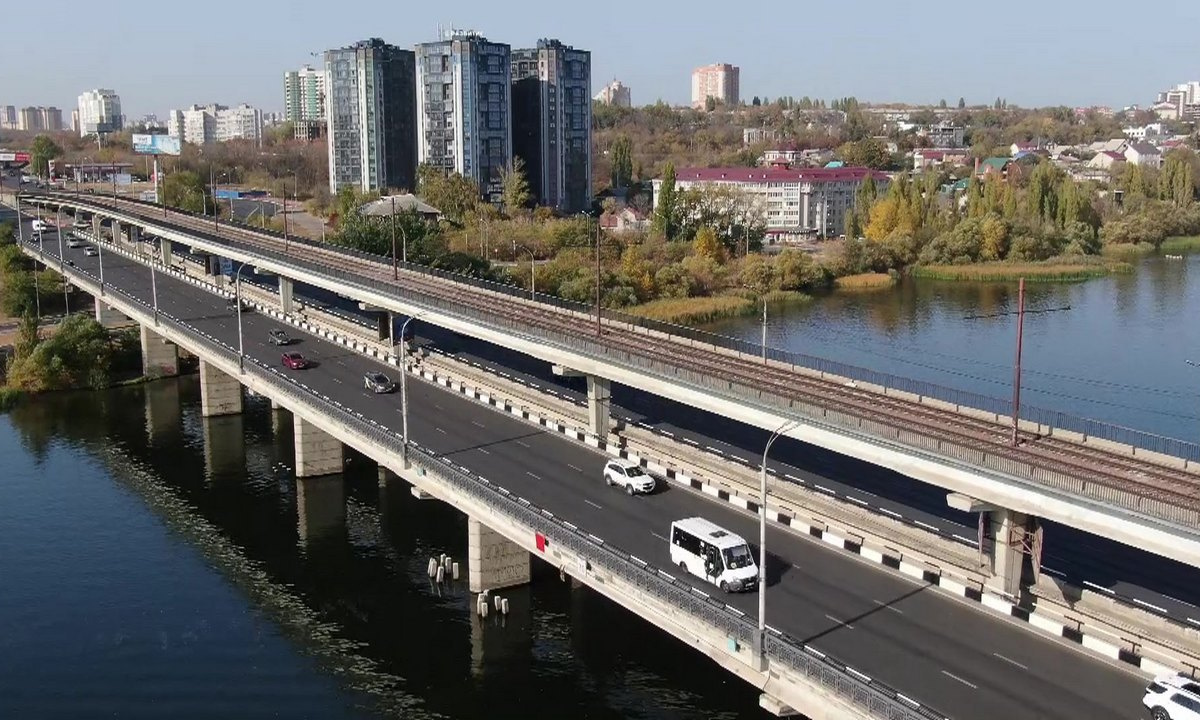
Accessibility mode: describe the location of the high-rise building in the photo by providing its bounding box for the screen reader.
[167,103,263,145]
[690,63,740,109]
[77,89,122,137]
[40,107,63,131]
[416,30,511,202]
[511,39,592,212]
[14,106,63,132]
[324,38,417,194]
[18,107,41,132]
[70,109,79,132]
[0,105,15,129]
[593,79,631,108]
[284,65,326,122]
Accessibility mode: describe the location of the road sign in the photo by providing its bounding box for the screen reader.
[219,257,233,276]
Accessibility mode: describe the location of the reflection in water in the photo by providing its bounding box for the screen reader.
[713,254,1200,438]
[1,381,761,719]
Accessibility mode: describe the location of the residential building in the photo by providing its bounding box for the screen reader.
[40,107,63,131]
[599,206,649,234]
[743,127,779,146]
[167,104,263,145]
[77,89,122,137]
[0,105,15,129]
[920,122,965,148]
[913,148,971,171]
[593,79,631,108]
[1089,138,1129,155]
[1010,141,1038,156]
[416,30,511,201]
[1087,151,1125,171]
[294,119,327,141]
[511,38,592,212]
[1123,123,1164,140]
[18,107,41,131]
[15,106,63,131]
[1124,142,1162,169]
[761,146,803,166]
[690,63,739,109]
[284,65,326,122]
[652,166,890,240]
[977,157,1015,180]
[324,38,418,194]
[70,109,79,132]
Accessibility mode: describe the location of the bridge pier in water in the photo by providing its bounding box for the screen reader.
[468,517,531,593]
[203,414,247,481]
[296,475,346,543]
[140,325,179,378]
[198,360,244,417]
[292,416,344,477]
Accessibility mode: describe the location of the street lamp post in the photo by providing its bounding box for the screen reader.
[390,196,398,279]
[234,262,250,372]
[514,242,535,299]
[755,418,803,663]
[761,296,768,363]
[149,246,160,326]
[399,313,423,466]
[98,237,106,297]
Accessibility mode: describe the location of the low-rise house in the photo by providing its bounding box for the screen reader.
[913,148,971,171]
[1087,151,1126,170]
[1089,138,1129,155]
[1124,142,1163,169]
[1010,141,1038,156]
[599,206,650,234]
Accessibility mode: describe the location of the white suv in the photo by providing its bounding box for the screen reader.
[1144,674,1200,720]
[603,460,656,495]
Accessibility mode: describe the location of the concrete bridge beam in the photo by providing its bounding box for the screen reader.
[140,325,179,378]
[292,415,344,477]
[468,516,531,593]
[198,359,243,417]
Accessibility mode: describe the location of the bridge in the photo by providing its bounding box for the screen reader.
[5,191,1177,718]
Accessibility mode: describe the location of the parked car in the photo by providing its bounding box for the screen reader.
[268,329,293,346]
[363,372,395,394]
[281,352,309,370]
[83,246,99,257]
[1144,674,1200,720]
[603,459,656,495]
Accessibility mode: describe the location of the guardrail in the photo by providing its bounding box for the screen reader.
[24,237,950,720]
[24,192,1200,527]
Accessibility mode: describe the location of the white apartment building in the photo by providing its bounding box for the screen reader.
[691,63,739,109]
[77,88,122,137]
[593,79,631,108]
[168,104,262,145]
[284,65,325,122]
[920,122,965,148]
[652,166,890,240]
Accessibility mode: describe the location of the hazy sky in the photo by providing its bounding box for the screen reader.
[3,0,1198,118]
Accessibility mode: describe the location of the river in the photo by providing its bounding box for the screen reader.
[0,383,760,719]
[710,253,1200,442]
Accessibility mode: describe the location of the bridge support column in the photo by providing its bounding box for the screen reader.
[292,416,343,477]
[94,299,126,325]
[587,375,611,437]
[948,494,1039,598]
[111,220,122,247]
[376,311,390,342]
[296,475,345,544]
[128,225,141,249]
[160,238,173,267]
[91,215,102,242]
[143,379,181,440]
[198,359,243,417]
[279,276,294,315]
[468,517,531,593]
[203,414,246,481]
[140,325,179,378]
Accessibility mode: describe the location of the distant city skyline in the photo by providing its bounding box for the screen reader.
[1,1,1198,118]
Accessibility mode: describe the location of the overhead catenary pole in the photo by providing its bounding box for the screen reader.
[1011,278,1026,446]
[390,196,398,280]
[756,419,803,663]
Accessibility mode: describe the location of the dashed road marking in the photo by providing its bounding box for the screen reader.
[470,420,485,428]
[825,613,855,629]
[940,670,978,689]
[435,427,447,434]
[650,531,668,542]
[873,599,903,614]
[584,499,603,510]
[568,464,584,472]
[526,471,542,480]
[478,448,490,455]
[991,652,1028,671]
[516,440,530,448]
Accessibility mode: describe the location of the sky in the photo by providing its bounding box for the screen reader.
[3,0,1199,118]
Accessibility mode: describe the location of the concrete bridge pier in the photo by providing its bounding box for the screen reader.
[949,493,1041,598]
[553,364,611,436]
[128,224,141,249]
[468,517,531,593]
[279,276,294,315]
[203,414,247,481]
[143,378,181,441]
[111,220,122,248]
[296,475,346,544]
[140,325,179,378]
[292,415,344,477]
[94,300,126,326]
[91,214,102,242]
[198,360,244,417]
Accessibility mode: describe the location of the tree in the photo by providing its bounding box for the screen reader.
[416,164,479,222]
[652,162,679,239]
[752,96,762,107]
[705,96,717,112]
[938,99,948,109]
[610,135,633,190]
[837,138,890,169]
[957,97,966,109]
[162,170,208,213]
[29,135,62,177]
[1159,148,1196,207]
[500,156,532,217]
[692,226,724,262]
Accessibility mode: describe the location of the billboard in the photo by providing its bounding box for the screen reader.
[132,134,181,156]
[0,151,31,163]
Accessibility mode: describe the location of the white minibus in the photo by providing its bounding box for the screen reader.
[669,517,759,593]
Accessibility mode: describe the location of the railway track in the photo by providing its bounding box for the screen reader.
[46,193,1200,521]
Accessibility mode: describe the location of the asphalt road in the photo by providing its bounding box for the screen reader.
[26,224,1152,720]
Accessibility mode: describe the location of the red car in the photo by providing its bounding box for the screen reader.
[281,351,309,369]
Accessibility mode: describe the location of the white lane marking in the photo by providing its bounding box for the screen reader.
[516,441,530,448]
[331,377,342,384]
[941,670,978,689]
[650,531,668,542]
[433,404,443,411]
[873,599,903,614]
[825,613,854,629]
[567,464,584,472]
[477,448,490,455]
[526,471,541,480]
[584,499,603,510]
[435,427,447,434]
[992,652,1029,671]
[471,420,485,428]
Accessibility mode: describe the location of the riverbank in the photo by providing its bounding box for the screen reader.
[912,258,1132,282]
[628,290,808,325]
[834,272,897,291]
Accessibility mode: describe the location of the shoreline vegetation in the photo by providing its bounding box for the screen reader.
[627,290,808,326]
[912,258,1131,282]
[834,272,897,290]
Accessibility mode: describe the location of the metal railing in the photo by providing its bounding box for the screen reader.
[25,237,949,720]
[27,192,1200,525]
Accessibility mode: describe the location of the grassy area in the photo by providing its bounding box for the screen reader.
[1102,243,1157,259]
[627,295,756,325]
[1159,236,1200,254]
[913,260,1131,282]
[762,290,811,305]
[834,272,897,290]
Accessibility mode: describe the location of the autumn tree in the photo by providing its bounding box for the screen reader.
[29,135,62,177]
[610,134,633,189]
[500,157,532,217]
[417,164,479,222]
[652,161,679,239]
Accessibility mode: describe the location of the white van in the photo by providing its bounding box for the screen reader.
[669,517,759,593]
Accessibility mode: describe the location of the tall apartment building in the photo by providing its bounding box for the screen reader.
[593,79,631,108]
[324,38,417,194]
[167,104,263,145]
[15,106,63,131]
[77,89,122,137]
[284,65,326,122]
[0,106,15,130]
[511,39,592,212]
[70,109,79,133]
[416,31,511,202]
[690,63,740,109]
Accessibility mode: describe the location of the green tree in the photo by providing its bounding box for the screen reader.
[692,226,724,262]
[837,138,890,169]
[1159,149,1196,207]
[652,162,678,239]
[958,97,966,109]
[500,156,532,217]
[29,135,62,177]
[416,164,479,223]
[162,170,208,213]
[610,134,634,189]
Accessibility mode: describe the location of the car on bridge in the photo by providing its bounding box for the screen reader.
[31,219,53,233]
[66,234,86,248]
[281,352,310,370]
[83,246,98,257]
[1144,674,1200,719]
[603,459,656,495]
[362,372,395,394]
[268,329,294,346]
[670,517,759,593]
